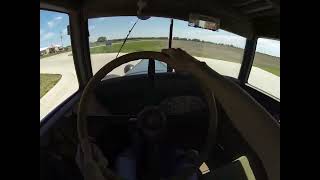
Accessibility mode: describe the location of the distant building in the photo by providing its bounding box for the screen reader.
[40,44,64,56]
[40,47,49,56]
[50,44,63,52]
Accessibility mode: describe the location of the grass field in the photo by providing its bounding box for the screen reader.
[40,74,62,98]
[90,40,167,54]
[90,39,280,76]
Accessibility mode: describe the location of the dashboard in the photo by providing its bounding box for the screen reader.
[92,72,210,157]
[95,72,208,115]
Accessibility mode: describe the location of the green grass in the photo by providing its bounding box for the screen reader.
[89,42,105,47]
[90,40,167,54]
[88,39,280,76]
[40,74,62,98]
[89,40,124,47]
[255,65,280,76]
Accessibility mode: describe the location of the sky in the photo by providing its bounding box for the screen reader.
[40,10,70,48]
[40,10,280,57]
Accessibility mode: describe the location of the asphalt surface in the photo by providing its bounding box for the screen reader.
[40,52,280,121]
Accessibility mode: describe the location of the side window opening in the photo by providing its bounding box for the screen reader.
[247,38,280,100]
[40,10,79,121]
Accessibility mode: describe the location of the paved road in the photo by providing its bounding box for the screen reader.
[40,52,279,121]
[40,52,136,120]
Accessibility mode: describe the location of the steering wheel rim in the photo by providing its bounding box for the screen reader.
[77,51,218,179]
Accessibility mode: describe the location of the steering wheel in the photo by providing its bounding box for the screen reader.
[77,51,218,180]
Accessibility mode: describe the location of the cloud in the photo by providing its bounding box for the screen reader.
[47,16,63,28]
[42,32,55,41]
[206,34,246,48]
[40,29,44,35]
[62,28,68,35]
[130,20,136,25]
[89,25,95,31]
[55,16,62,20]
[47,21,55,28]
[256,39,280,57]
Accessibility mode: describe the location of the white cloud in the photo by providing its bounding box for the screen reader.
[256,39,280,57]
[130,20,136,25]
[47,21,55,28]
[62,28,68,35]
[206,34,246,48]
[42,32,55,41]
[47,16,63,28]
[55,16,62,20]
[40,29,44,36]
[89,25,95,31]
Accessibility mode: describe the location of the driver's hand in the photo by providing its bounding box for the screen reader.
[161,48,207,75]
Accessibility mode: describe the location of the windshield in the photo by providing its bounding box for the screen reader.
[88,16,246,78]
[89,17,170,77]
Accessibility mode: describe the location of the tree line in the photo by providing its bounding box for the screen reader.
[92,36,239,49]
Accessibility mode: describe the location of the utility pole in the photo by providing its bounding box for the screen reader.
[60,31,63,47]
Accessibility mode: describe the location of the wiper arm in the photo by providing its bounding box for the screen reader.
[115,19,139,58]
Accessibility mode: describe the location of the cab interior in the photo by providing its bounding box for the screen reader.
[40,0,280,180]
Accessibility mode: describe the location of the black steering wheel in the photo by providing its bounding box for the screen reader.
[77,51,218,180]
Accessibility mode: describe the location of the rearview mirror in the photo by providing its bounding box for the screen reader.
[137,16,150,20]
[188,13,220,31]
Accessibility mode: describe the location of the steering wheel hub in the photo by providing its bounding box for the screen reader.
[137,106,167,140]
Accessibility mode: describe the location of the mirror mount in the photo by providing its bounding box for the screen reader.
[124,64,134,74]
[137,0,150,20]
[188,13,220,31]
